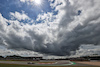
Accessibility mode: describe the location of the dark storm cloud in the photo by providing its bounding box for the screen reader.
[0,37,3,45]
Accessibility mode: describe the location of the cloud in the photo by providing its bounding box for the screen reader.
[0,45,43,57]
[10,11,30,21]
[71,44,100,57]
[0,0,100,57]
[20,0,26,3]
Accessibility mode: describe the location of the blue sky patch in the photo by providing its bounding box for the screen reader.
[0,0,58,24]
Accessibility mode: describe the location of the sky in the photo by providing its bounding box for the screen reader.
[0,0,100,59]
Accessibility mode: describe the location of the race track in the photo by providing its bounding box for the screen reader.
[0,60,98,66]
[0,60,75,66]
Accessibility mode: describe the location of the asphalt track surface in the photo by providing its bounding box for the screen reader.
[0,60,96,66]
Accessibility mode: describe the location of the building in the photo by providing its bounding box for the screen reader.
[81,54,100,61]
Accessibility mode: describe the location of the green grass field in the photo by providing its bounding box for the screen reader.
[0,63,100,67]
